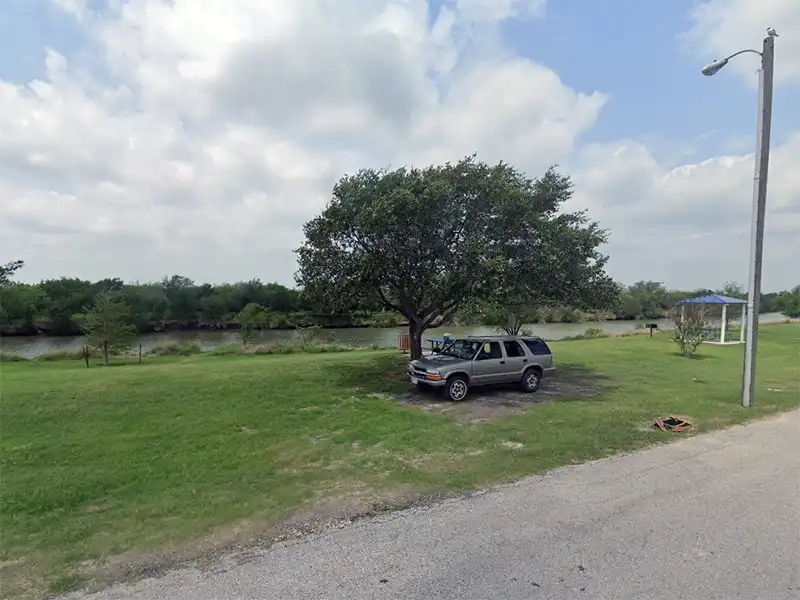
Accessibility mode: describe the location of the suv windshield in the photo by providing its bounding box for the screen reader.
[439,339,482,360]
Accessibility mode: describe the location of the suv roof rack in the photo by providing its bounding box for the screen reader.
[466,334,542,339]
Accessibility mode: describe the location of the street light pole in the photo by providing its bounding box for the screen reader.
[741,34,775,409]
[701,30,777,409]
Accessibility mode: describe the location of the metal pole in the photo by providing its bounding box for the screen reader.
[741,35,775,408]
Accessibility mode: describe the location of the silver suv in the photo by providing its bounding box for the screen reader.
[407,335,555,402]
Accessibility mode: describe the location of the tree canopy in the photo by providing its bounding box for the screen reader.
[0,260,24,286]
[476,170,618,334]
[295,156,617,357]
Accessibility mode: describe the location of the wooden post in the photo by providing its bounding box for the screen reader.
[139,342,143,364]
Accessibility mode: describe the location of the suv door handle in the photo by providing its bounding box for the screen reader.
[500,361,505,364]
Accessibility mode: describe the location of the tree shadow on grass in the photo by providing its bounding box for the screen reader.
[322,353,410,394]
[324,355,617,423]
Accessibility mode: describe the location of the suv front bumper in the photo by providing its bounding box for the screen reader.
[407,368,446,387]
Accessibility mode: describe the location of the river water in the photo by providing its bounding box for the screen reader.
[0,313,788,358]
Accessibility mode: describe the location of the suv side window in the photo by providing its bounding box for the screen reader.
[522,338,551,355]
[476,342,502,360]
[503,340,526,358]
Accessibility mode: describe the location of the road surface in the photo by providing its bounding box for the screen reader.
[71,411,800,600]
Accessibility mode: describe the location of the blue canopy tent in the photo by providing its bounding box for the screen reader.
[677,294,748,344]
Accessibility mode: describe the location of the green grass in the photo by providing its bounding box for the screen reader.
[1,324,798,599]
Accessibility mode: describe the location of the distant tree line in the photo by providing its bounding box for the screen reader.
[1,265,797,339]
[1,261,798,339]
[459,280,798,327]
[0,266,324,337]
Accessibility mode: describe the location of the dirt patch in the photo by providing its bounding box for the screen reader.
[382,365,607,423]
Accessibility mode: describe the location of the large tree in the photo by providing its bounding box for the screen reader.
[296,156,614,358]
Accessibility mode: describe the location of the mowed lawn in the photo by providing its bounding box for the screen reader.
[1,324,798,599]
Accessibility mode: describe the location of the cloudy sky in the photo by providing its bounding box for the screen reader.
[1,0,798,292]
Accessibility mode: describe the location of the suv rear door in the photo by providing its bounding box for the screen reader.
[522,338,553,370]
[501,340,528,381]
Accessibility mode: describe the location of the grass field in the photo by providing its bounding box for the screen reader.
[1,324,798,599]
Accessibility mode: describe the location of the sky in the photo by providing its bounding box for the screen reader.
[0,0,798,292]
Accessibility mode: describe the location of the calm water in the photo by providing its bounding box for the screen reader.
[0,313,787,358]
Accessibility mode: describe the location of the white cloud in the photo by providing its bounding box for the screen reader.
[1,0,798,292]
[570,134,800,290]
[685,0,800,86]
[455,0,546,22]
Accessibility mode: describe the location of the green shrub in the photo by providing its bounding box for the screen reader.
[207,344,241,356]
[147,342,203,356]
[37,349,87,362]
[561,308,586,323]
[584,327,605,339]
[560,334,586,341]
[207,341,357,356]
[297,326,332,345]
[0,352,29,362]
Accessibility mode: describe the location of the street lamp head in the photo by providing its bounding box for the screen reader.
[701,58,728,76]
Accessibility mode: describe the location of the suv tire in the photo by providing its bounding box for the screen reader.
[520,367,542,393]
[445,375,469,402]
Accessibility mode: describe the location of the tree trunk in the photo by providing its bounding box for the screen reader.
[409,319,424,360]
[102,341,109,367]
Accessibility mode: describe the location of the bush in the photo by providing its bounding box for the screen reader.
[0,352,29,362]
[561,308,586,323]
[207,341,357,356]
[668,306,707,358]
[560,334,586,341]
[297,326,331,345]
[148,342,203,356]
[584,327,605,338]
[37,349,87,362]
[206,344,241,356]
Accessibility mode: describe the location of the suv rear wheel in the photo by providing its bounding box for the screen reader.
[445,375,469,402]
[521,367,542,393]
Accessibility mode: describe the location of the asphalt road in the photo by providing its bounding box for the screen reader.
[72,411,800,600]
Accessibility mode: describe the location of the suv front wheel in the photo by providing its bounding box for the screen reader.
[445,375,469,402]
[521,367,542,393]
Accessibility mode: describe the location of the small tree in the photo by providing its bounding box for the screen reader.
[81,290,136,366]
[668,304,708,358]
[235,302,267,346]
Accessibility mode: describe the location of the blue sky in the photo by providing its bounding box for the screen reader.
[0,0,798,290]
[504,0,798,161]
